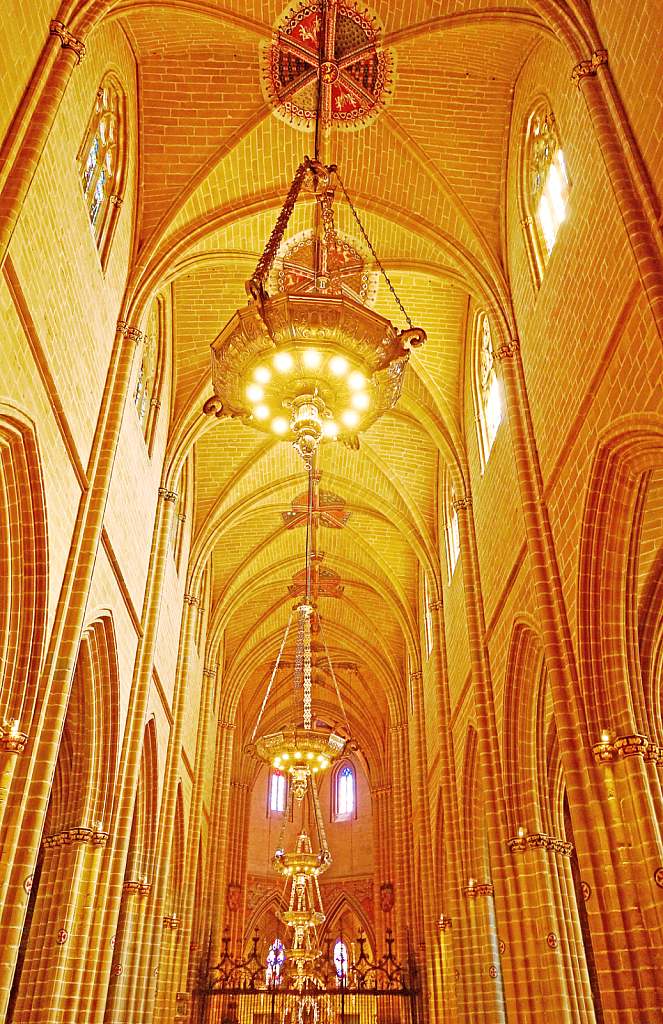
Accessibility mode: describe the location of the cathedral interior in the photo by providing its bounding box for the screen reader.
[1,1,663,1022]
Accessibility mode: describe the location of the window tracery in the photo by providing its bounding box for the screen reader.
[524,103,570,279]
[78,76,125,260]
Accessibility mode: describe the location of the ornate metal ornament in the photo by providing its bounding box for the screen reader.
[261,0,394,131]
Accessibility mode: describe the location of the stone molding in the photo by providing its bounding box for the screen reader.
[452,496,472,511]
[43,828,109,849]
[571,49,608,86]
[507,832,573,856]
[495,339,520,361]
[123,880,151,896]
[463,882,494,899]
[158,488,178,503]
[184,593,199,606]
[49,20,86,63]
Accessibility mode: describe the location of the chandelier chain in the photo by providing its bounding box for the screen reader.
[251,609,294,742]
[319,616,352,735]
[249,159,310,294]
[335,170,414,330]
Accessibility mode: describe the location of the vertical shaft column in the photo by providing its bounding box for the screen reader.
[496,333,663,1018]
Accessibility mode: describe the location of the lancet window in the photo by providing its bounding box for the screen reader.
[445,485,461,581]
[334,939,349,982]
[475,312,502,468]
[78,76,125,260]
[266,939,285,986]
[423,574,433,657]
[269,770,287,813]
[524,103,570,280]
[135,297,162,446]
[332,761,356,820]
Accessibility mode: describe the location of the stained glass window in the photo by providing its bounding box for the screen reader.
[527,106,570,268]
[270,770,286,813]
[266,939,285,986]
[334,939,349,982]
[79,77,124,255]
[135,299,160,439]
[337,764,354,815]
[476,313,502,467]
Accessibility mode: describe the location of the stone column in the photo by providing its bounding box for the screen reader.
[206,721,235,969]
[496,334,663,1018]
[409,668,444,1022]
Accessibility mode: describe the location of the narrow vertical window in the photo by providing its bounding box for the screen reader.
[270,770,286,813]
[423,575,433,658]
[78,76,126,261]
[475,313,502,469]
[266,939,285,986]
[332,761,356,820]
[446,486,461,581]
[523,103,570,281]
[334,939,349,982]
[135,298,162,445]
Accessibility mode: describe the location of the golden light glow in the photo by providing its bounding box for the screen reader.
[246,384,263,402]
[341,409,359,427]
[272,416,289,434]
[254,365,271,383]
[254,404,270,420]
[352,392,370,410]
[322,420,338,437]
[274,351,294,372]
[329,355,348,375]
[301,349,321,368]
[348,370,366,389]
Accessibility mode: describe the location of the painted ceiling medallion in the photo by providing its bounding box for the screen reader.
[271,228,379,307]
[262,0,393,131]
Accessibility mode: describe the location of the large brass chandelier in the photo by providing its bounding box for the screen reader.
[203,155,425,463]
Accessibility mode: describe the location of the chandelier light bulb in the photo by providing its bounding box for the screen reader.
[347,371,366,389]
[254,404,270,420]
[329,355,349,375]
[274,351,294,372]
[341,409,359,428]
[272,416,289,434]
[351,392,370,410]
[322,420,338,437]
[254,365,271,383]
[302,349,321,368]
[246,384,264,402]
[601,729,610,743]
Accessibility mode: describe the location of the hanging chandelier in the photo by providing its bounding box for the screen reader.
[203,156,425,463]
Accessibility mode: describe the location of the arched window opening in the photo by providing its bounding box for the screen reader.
[334,939,349,983]
[171,460,189,572]
[270,770,286,813]
[524,104,570,279]
[135,297,162,446]
[332,761,356,821]
[475,313,502,469]
[78,76,125,260]
[445,486,461,582]
[266,938,285,987]
[423,574,433,658]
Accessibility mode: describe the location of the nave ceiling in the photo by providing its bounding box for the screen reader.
[111,0,558,771]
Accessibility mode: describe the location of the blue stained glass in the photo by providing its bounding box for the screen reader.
[83,137,99,193]
[90,170,105,224]
[337,764,354,815]
[334,939,349,980]
[266,939,285,986]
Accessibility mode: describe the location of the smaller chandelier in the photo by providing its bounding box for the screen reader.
[204,157,425,463]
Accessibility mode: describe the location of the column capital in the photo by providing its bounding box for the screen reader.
[495,339,520,361]
[571,49,608,86]
[452,496,472,511]
[49,20,86,63]
[158,487,178,503]
[184,593,199,606]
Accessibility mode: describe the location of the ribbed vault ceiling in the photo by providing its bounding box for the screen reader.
[114,0,556,776]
